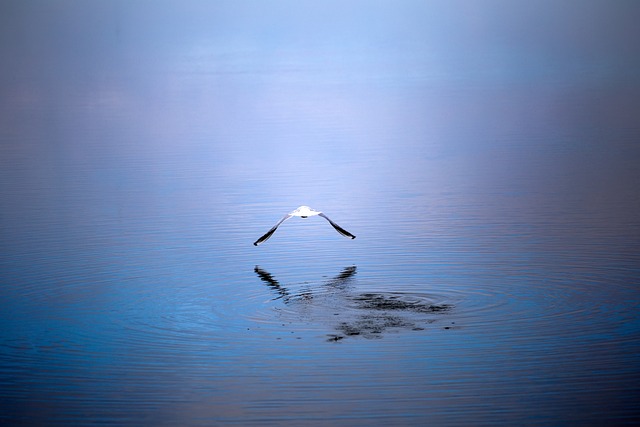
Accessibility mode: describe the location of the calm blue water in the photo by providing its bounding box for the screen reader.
[2,2,640,425]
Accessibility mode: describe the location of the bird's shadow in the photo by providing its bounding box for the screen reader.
[254,266,454,341]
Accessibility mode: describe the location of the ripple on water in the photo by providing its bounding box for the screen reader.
[242,256,640,355]
[244,265,462,341]
[2,248,637,426]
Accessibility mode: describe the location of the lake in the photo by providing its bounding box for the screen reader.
[1,1,639,425]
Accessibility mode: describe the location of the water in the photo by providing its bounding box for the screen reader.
[2,2,640,425]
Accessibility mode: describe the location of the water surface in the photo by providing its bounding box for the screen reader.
[1,1,640,425]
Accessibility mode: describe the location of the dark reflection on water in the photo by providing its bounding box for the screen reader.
[255,266,454,341]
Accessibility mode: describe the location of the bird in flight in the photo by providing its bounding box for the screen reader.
[253,206,356,246]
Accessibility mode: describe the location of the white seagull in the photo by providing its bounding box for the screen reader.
[253,206,356,246]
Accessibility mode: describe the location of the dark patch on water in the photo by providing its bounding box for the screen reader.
[335,314,414,339]
[352,293,453,313]
[327,293,453,340]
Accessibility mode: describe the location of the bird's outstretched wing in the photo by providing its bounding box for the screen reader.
[253,214,292,246]
[318,213,356,239]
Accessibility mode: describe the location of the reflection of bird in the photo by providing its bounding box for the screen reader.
[254,266,289,301]
[254,265,453,341]
[324,266,357,289]
[253,206,356,246]
[254,265,357,302]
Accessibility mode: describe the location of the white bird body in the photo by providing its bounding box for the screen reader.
[254,206,356,246]
[290,205,321,218]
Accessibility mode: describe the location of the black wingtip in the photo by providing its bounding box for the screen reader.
[331,223,356,240]
[253,226,278,246]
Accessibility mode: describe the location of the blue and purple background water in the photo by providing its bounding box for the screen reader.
[1,1,639,425]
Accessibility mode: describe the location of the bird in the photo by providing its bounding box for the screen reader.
[253,206,356,246]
